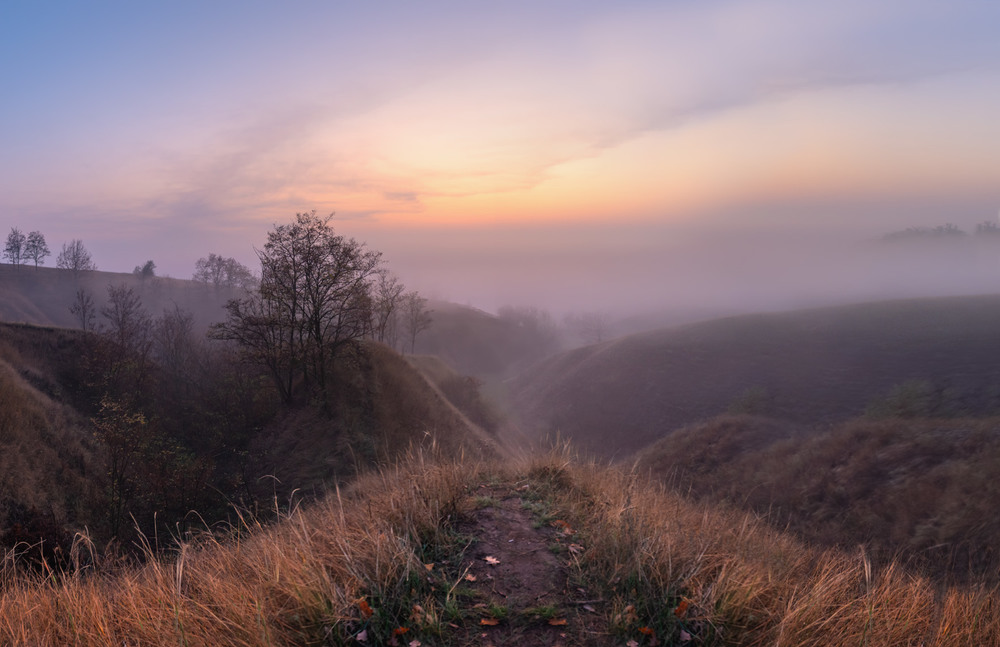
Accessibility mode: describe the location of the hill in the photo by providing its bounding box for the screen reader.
[0,264,235,331]
[0,321,502,557]
[636,414,1000,579]
[509,294,1000,457]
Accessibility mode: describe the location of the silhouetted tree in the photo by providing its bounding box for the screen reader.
[193,254,256,289]
[133,260,156,280]
[402,291,432,354]
[212,212,381,404]
[372,269,405,345]
[69,288,97,332]
[57,239,97,277]
[92,396,148,538]
[100,283,154,395]
[3,228,25,268]
[23,231,50,268]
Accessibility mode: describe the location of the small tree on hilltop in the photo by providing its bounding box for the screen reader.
[24,231,50,269]
[57,239,97,277]
[3,228,26,268]
[133,260,156,280]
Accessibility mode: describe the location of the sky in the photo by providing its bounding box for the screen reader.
[2,1,1000,317]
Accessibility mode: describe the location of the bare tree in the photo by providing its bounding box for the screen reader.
[3,228,25,268]
[564,311,612,345]
[372,269,405,345]
[154,305,197,377]
[193,253,256,290]
[57,239,97,277]
[69,288,97,331]
[402,291,432,354]
[23,231,50,268]
[212,212,381,404]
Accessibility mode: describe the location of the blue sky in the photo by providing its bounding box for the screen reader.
[2,1,1000,313]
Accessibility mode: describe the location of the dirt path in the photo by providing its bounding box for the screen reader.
[454,482,607,647]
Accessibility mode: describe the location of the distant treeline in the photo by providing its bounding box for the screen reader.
[882,221,1000,242]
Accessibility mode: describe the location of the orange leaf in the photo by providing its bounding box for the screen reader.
[392,627,410,636]
[548,618,568,626]
[464,574,477,582]
[484,556,500,565]
[358,599,374,619]
[638,626,655,635]
[674,599,690,618]
[480,618,500,626]
[424,563,434,571]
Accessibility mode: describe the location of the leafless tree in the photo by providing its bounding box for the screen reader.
[193,254,256,290]
[372,269,405,345]
[3,228,25,268]
[154,305,197,377]
[24,231,50,268]
[69,288,97,331]
[57,239,97,277]
[402,291,432,354]
[564,311,612,345]
[212,212,381,404]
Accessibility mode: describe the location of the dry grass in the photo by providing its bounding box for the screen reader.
[636,415,1000,579]
[3,452,1000,645]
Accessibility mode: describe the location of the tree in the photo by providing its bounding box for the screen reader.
[92,396,148,538]
[57,239,97,277]
[133,260,156,280]
[564,311,612,345]
[371,269,405,346]
[193,253,256,290]
[212,212,382,404]
[100,283,154,394]
[402,291,432,354]
[69,288,97,331]
[23,231,50,268]
[3,228,26,268]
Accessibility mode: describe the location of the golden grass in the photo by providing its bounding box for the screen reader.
[2,451,1000,645]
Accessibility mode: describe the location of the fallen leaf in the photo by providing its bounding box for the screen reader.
[392,627,409,636]
[583,604,596,613]
[626,641,639,647]
[548,618,568,626]
[638,626,655,636]
[355,629,368,642]
[424,563,434,571]
[679,629,692,642]
[464,574,477,582]
[357,599,374,619]
[674,599,690,618]
[484,556,500,565]
[409,641,422,647]
[480,618,500,626]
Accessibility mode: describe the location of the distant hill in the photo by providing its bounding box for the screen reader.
[412,301,562,379]
[509,294,1000,457]
[0,264,236,331]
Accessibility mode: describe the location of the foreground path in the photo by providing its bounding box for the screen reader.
[453,481,607,647]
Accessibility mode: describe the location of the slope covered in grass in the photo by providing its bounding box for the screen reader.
[636,414,1000,579]
[3,452,1000,646]
[510,294,1000,457]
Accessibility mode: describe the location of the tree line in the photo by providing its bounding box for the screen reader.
[3,228,99,274]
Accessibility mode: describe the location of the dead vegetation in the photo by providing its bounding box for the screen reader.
[2,452,1000,645]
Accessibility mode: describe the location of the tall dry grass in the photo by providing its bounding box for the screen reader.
[2,451,1000,645]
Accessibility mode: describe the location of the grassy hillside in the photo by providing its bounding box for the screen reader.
[4,452,1000,645]
[510,294,1000,457]
[0,322,502,558]
[0,264,235,331]
[636,414,1000,579]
